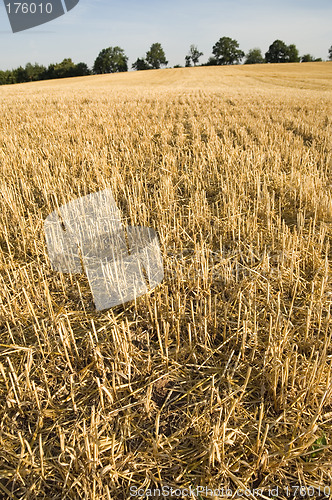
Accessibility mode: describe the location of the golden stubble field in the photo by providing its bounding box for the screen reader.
[0,63,331,499]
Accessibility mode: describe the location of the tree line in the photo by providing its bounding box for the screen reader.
[0,58,90,85]
[1,38,331,86]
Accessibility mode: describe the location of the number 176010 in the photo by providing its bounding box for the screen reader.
[6,3,53,14]
[285,485,331,497]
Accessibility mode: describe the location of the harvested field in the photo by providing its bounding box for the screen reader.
[0,62,332,499]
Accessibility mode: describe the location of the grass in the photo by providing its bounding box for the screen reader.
[0,63,331,499]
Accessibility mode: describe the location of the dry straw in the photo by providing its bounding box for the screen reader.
[0,63,331,499]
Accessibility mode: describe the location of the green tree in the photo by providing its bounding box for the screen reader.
[244,48,264,64]
[53,58,77,78]
[93,47,128,74]
[186,45,203,66]
[265,40,288,62]
[74,62,91,76]
[145,43,168,69]
[132,58,150,71]
[265,40,299,63]
[43,59,83,80]
[25,62,46,81]
[301,54,315,63]
[212,37,244,65]
[287,44,300,62]
[329,45,332,60]
[0,70,14,85]
[204,56,218,66]
[13,66,29,83]
[44,63,56,80]
[185,55,192,67]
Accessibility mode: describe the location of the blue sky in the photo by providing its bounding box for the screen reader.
[0,0,331,70]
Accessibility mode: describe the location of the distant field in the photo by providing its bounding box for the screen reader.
[1,61,332,92]
[0,63,331,499]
